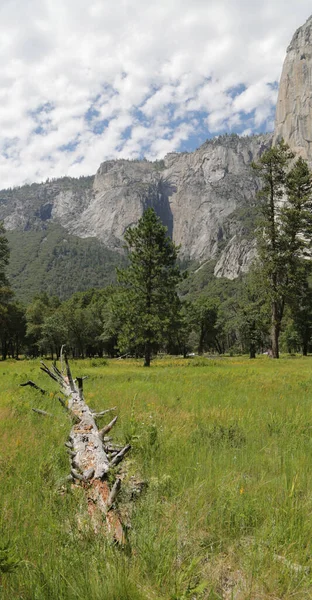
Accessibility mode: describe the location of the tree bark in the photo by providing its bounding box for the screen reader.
[144,341,151,367]
[37,357,131,542]
[249,343,256,359]
[271,300,280,359]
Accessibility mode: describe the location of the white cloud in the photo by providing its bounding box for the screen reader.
[0,0,311,187]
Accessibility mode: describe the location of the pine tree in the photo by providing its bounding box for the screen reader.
[0,222,13,359]
[253,143,312,358]
[115,208,182,366]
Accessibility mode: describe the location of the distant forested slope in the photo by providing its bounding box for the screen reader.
[7,224,125,303]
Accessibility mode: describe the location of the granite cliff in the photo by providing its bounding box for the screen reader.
[274,15,312,164]
[0,133,271,288]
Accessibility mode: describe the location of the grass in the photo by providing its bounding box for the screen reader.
[1,355,312,598]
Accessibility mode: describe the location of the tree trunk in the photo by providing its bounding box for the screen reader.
[37,357,131,542]
[271,301,280,359]
[144,341,151,367]
[302,340,308,356]
[2,340,7,360]
[214,337,223,355]
[249,342,256,359]
[198,327,205,355]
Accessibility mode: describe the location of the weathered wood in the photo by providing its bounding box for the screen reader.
[83,467,95,480]
[20,381,47,394]
[40,362,64,386]
[23,358,131,542]
[52,361,63,379]
[99,416,118,440]
[109,444,131,467]
[71,468,86,482]
[64,352,75,392]
[92,407,117,418]
[107,478,121,509]
[58,396,68,410]
[76,377,84,401]
[32,408,52,417]
[34,358,130,542]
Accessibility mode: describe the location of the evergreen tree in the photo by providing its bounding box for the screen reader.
[252,142,312,358]
[192,297,220,354]
[235,268,270,358]
[287,264,312,355]
[116,208,182,366]
[1,302,26,359]
[0,223,14,359]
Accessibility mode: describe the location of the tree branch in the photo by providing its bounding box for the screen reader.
[99,416,118,440]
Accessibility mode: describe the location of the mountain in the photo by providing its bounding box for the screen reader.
[1,134,272,300]
[6,224,125,303]
[274,14,312,164]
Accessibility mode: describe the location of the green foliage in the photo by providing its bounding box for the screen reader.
[115,208,183,365]
[24,287,119,359]
[0,223,12,320]
[0,222,16,359]
[252,142,312,357]
[7,223,125,303]
[0,541,19,574]
[192,296,220,354]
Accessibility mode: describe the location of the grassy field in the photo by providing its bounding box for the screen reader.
[1,355,312,599]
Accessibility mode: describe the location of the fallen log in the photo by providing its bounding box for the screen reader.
[23,356,131,543]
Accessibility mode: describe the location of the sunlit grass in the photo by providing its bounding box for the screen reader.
[1,356,312,598]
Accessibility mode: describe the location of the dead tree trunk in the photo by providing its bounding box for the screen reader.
[32,356,131,543]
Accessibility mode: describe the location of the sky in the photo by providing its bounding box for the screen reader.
[0,0,311,188]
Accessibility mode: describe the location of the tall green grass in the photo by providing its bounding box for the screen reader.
[1,356,312,598]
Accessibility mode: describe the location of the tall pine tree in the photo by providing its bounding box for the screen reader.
[0,222,14,359]
[116,208,182,366]
[253,143,312,358]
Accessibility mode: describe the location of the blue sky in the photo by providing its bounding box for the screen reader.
[0,0,311,187]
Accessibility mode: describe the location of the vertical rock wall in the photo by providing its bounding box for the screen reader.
[274,15,312,165]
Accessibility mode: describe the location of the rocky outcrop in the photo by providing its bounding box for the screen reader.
[74,134,271,261]
[214,236,257,279]
[274,15,312,164]
[163,134,270,262]
[0,134,271,275]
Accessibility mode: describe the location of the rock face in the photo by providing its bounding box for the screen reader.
[0,134,271,277]
[274,15,312,164]
[214,236,257,280]
[162,134,270,264]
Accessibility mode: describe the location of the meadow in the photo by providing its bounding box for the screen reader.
[1,355,312,599]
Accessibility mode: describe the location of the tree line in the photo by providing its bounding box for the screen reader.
[1,141,312,363]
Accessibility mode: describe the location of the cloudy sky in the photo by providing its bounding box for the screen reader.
[0,0,311,188]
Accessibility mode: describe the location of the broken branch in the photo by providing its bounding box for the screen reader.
[32,408,52,417]
[109,444,131,468]
[107,478,121,509]
[99,415,118,440]
[21,380,47,394]
[92,407,117,418]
